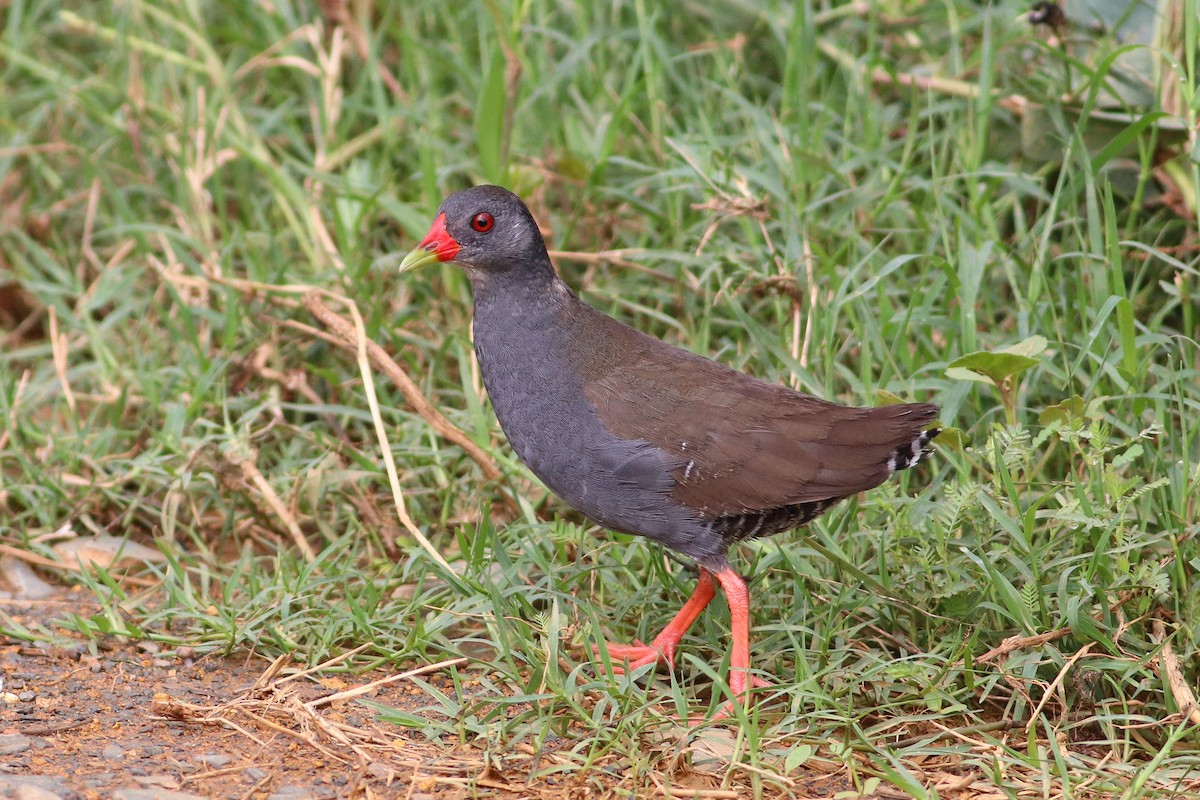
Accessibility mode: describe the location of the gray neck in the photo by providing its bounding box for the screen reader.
[470,269,577,401]
[470,266,570,326]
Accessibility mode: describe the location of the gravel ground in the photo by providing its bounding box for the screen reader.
[2,588,842,800]
[0,591,542,800]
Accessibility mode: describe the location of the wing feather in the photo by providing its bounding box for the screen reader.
[568,303,936,518]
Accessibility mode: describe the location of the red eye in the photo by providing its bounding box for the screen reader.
[471,212,494,233]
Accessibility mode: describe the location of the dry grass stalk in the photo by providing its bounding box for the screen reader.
[150,656,468,767]
[974,628,1071,664]
[1151,617,1200,727]
[302,290,511,494]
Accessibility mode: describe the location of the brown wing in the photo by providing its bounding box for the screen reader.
[567,302,937,518]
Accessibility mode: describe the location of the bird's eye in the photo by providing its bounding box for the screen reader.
[471,212,494,233]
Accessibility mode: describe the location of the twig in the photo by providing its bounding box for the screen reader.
[889,719,1019,749]
[154,654,468,772]
[816,37,1030,118]
[419,776,513,791]
[234,770,274,800]
[305,657,468,709]
[47,306,76,416]
[149,268,518,556]
[799,237,817,373]
[79,177,103,278]
[548,248,678,284]
[302,292,508,490]
[16,718,89,736]
[251,652,293,690]
[309,291,492,577]
[975,628,1071,664]
[238,455,316,561]
[0,543,66,570]
[0,369,30,452]
[1025,642,1095,734]
[0,142,73,158]
[275,643,372,685]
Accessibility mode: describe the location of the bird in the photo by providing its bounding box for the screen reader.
[399,185,938,715]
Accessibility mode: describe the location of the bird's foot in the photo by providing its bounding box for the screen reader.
[738,673,773,691]
[690,670,773,725]
[593,570,715,679]
[592,639,675,673]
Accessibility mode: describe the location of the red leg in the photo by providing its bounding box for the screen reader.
[594,567,716,673]
[707,567,770,719]
[713,568,758,693]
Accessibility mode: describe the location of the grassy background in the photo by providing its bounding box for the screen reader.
[3,0,1200,796]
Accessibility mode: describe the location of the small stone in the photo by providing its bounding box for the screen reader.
[49,644,86,661]
[365,763,392,780]
[0,776,71,800]
[17,691,34,701]
[15,784,66,800]
[113,790,205,800]
[244,768,267,781]
[101,744,125,760]
[141,745,163,756]
[197,753,231,768]
[0,734,32,755]
[0,555,57,600]
[266,787,315,800]
[132,775,181,790]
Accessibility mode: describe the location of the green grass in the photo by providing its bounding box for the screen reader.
[4,0,1200,796]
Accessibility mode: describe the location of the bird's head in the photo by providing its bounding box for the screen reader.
[399,185,549,278]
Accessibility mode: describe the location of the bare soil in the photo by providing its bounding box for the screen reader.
[1,589,848,800]
[1,590,572,799]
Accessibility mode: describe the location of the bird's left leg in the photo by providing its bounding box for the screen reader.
[594,567,716,673]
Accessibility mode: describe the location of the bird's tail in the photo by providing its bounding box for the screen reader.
[887,428,939,473]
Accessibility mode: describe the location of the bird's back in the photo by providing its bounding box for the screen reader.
[564,299,938,520]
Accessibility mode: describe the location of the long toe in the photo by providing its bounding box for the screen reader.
[592,641,668,674]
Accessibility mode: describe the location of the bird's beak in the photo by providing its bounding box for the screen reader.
[399,213,460,273]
